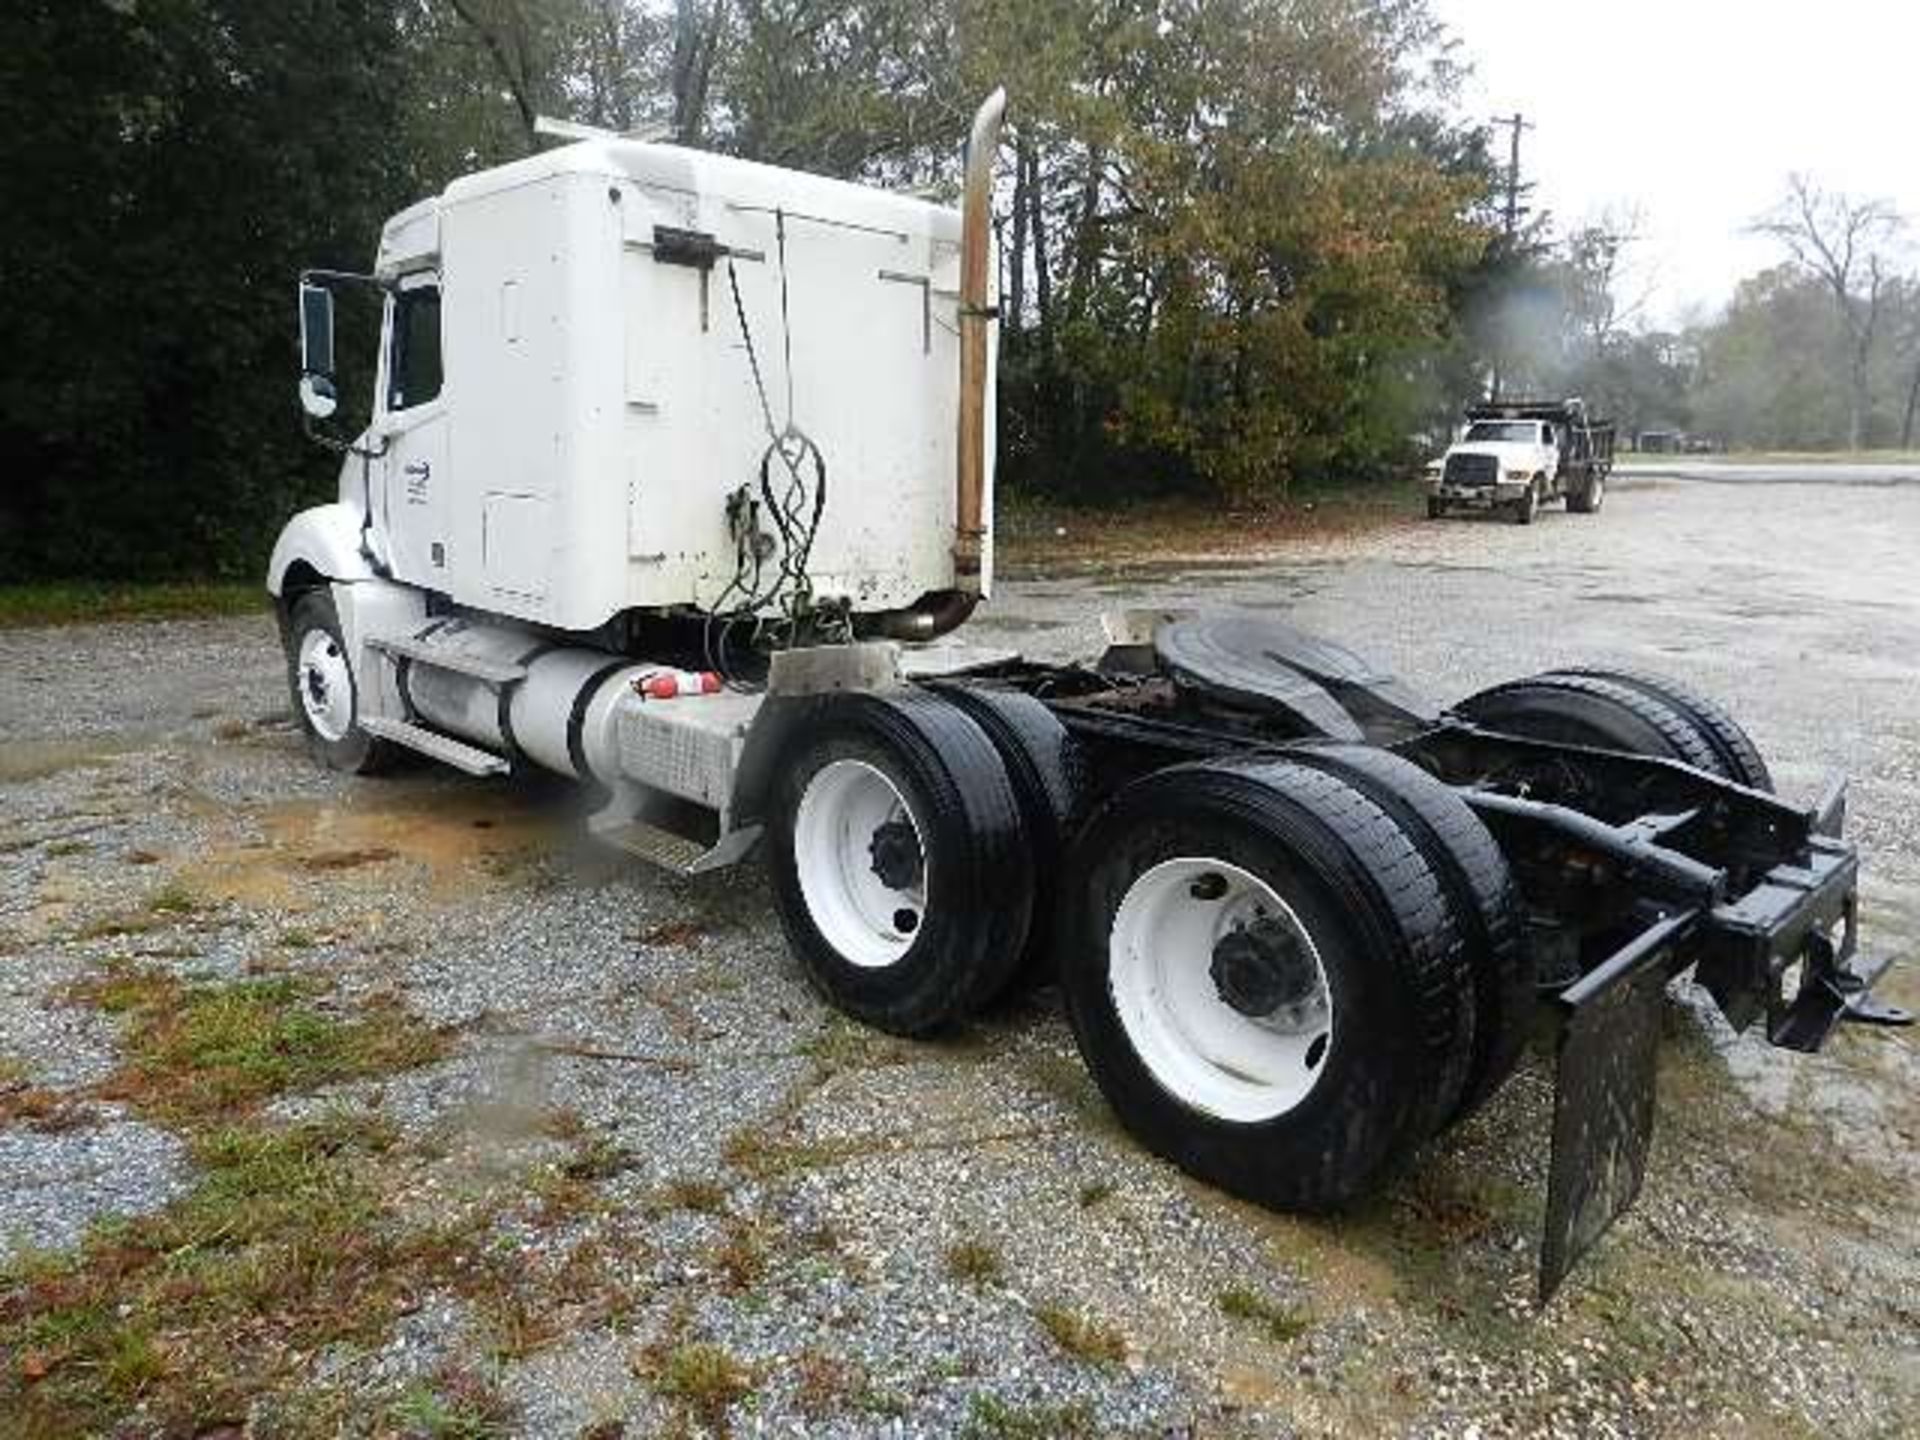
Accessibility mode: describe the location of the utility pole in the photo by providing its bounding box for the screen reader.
[1488,111,1534,401]
[1492,111,1533,243]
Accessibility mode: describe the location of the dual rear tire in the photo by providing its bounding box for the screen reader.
[766,688,1082,1035]
[767,666,1769,1214]
[769,689,1530,1208]
[1456,667,1772,791]
[1057,752,1525,1209]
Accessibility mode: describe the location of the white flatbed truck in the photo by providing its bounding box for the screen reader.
[1426,398,1615,523]
[272,95,1906,1299]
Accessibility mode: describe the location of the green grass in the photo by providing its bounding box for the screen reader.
[1617,448,1920,465]
[145,879,202,916]
[75,967,448,1123]
[0,972,553,1437]
[388,1364,514,1438]
[945,1238,1004,1286]
[0,1113,411,1433]
[0,581,265,629]
[1217,1285,1311,1341]
[1033,1303,1127,1365]
[641,1341,755,1429]
[963,1394,1098,1439]
[655,1175,730,1215]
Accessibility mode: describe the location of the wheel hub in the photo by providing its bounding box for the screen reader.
[295,627,354,743]
[791,759,928,970]
[868,818,924,891]
[1108,857,1335,1123]
[1210,918,1317,1019]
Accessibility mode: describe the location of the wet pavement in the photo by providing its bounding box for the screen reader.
[2,470,1916,1436]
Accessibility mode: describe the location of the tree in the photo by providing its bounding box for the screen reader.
[0,0,419,580]
[1687,267,1847,450]
[2,0,1503,580]
[1754,175,1903,449]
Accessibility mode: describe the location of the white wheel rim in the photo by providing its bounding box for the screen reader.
[1109,858,1333,1123]
[793,759,928,968]
[297,627,354,743]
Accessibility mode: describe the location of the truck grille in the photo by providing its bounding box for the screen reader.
[1444,454,1498,486]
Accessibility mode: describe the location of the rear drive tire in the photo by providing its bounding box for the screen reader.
[768,692,1035,1035]
[283,588,397,775]
[1289,744,1532,1127]
[1455,670,1728,777]
[1552,668,1770,791]
[1059,757,1476,1210]
[1567,470,1605,514]
[934,685,1085,987]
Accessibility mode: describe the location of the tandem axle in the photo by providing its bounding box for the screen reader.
[276,590,1908,1300]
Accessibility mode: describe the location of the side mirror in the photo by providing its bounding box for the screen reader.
[299,373,338,419]
[298,282,336,417]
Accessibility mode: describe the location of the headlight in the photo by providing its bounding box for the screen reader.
[1504,469,1530,481]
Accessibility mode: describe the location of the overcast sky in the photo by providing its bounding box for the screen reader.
[1430,0,1919,329]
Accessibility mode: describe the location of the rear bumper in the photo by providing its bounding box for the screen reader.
[1538,802,1909,1300]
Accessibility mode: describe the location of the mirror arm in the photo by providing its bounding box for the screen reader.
[300,406,389,460]
[299,267,390,292]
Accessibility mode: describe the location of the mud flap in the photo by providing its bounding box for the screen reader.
[1538,917,1684,1304]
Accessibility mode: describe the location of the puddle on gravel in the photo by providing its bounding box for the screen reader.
[178,780,579,911]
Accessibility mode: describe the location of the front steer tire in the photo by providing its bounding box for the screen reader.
[767,691,1035,1035]
[282,588,397,775]
[1059,757,1476,1211]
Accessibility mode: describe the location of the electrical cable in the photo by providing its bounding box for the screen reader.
[705,208,842,684]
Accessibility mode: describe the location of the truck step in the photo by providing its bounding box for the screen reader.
[368,634,528,685]
[592,817,711,874]
[361,717,510,776]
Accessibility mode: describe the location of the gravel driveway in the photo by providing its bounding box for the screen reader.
[3,472,1916,1437]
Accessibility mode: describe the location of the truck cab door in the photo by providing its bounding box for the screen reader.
[374,277,452,587]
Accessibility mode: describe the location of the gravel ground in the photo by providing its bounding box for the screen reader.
[2,473,1916,1436]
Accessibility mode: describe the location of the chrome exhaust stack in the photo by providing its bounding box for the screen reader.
[953,87,1006,598]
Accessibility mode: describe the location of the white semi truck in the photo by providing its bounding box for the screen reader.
[272,94,1905,1298]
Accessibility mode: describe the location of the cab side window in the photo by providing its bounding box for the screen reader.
[388,286,442,411]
